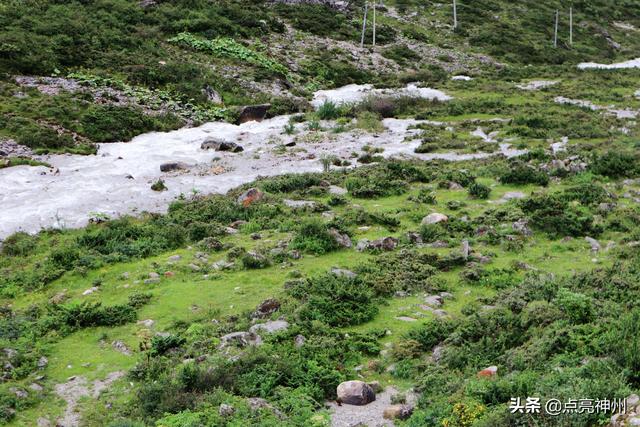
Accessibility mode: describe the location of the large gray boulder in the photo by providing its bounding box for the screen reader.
[336,380,376,406]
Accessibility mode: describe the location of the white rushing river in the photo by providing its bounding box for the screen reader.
[0,84,524,239]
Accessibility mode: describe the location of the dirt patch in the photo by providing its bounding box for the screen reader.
[327,386,417,427]
[54,371,125,427]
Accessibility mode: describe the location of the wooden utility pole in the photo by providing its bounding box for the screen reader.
[569,7,573,45]
[372,1,376,47]
[554,10,559,48]
[360,2,369,48]
[453,0,458,29]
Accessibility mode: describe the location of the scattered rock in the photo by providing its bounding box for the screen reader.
[294,334,306,348]
[283,199,316,209]
[249,320,289,334]
[585,236,601,252]
[49,291,68,304]
[82,287,99,296]
[137,319,155,328]
[500,191,526,202]
[253,298,281,319]
[237,188,264,206]
[201,137,244,152]
[237,104,270,124]
[111,341,132,356]
[160,162,189,172]
[432,345,444,363]
[29,383,44,392]
[219,403,236,417]
[513,219,532,236]
[167,255,181,262]
[329,185,348,195]
[383,404,414,420]
[357,236,398,252]
[367,381,383,393]
[336,380,376,406]
[37,356,48,369]
[331,268,357,278]
[461,240,470,260]
[329,228,352,248]
[477,366,498,378]
[395,316,418,322]
[421,213,448,225]
[424,295,443,307]
[219,331,263,348]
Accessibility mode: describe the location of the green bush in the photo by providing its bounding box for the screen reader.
[499,163,549,186]
[520,194,598,237]
[468,182,491,199]
[293,273,378,327]
[590,151,639,178]
[290,219,340,255]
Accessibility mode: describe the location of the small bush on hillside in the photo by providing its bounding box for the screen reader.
[499,163,549,186]
[468,182,491,199]
[562,183,610,206]
[520,194,599,237]
[290,218,340,255]
[590,151,639,178]
[293,273,378,327]
[1,232,37,257]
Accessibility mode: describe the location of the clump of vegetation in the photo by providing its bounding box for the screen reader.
[468,182,491,199]
[500,162,549,186]
[168,33,288,76]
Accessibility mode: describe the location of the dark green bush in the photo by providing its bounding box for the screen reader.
[520,194,598,237]
[290,218,340,255]
[500,163,549,186]
[468,182,491,199]
[293,273,378,327]
[590,151,639,178]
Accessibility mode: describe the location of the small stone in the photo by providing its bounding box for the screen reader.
[585,236,601,252]
[82,287,99,296]
[219,403,235,417]
[478,366,498,378]
[383,404,414,420]
[395,316,417,322]
[424,295,443,307]
[168,255,181,262]
[331,268,356,278]
[29,383,44,392]
[160,162,189,172]
[237,188,264,207]
[421,213,448,225]
[294,334,306,348]
[111,340,132,356]
[137,319,155,328]
[37,356,48,368]
[249,320,289,334]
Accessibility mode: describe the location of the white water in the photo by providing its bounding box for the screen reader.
[0,85,526,240]
[311,83,451,108]
[578,57,640,70]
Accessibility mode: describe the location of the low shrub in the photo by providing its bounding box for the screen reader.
[499,163,549,186]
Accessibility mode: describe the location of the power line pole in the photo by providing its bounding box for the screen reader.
[372,1,376,47]
[453,0,458,29]
[360,2,369,48]
[569,7,573,45]
[554,10,559,48]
